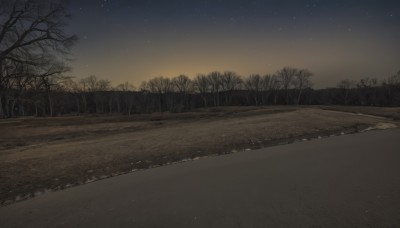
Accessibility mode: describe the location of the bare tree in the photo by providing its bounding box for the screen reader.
[62,78,82,114]
[260,74,273,105]
[81,75,100,112]
[172,75,192,93]
[207,71,222,106]
[38,62,70,116]
[79,75,112,113]
[276,67,298,104]
[0,0,77,117]
[221,71,242,105]
[293,69,313,105]
[337,79,356,105]
[386,71,400,88]
[244,74,262,105]
[117,82,135,115]
[143,76,173,111]
[382,71,400,105]
[356,77,379,105]
[194,74,210,107]
[97,79,111,113]
[357,77,378,89]
[268,74,282,104]
[84,75,98,92]
[172,74,193,111]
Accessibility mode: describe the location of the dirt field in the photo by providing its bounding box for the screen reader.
[0,106,398,205]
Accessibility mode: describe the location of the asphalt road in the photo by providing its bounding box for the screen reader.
[1,129,400,228]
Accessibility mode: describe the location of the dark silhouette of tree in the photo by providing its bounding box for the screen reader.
[172,75,193,111]
[221,71,242,105]
[0,0,77,118]
[244,74,262,105]
[276,67,298,104]
[357,77,379,105]
[172,75,192,93]
[207,71,222,106]
[260,74,275,105]
[194,74,210,107]
[337,79,356,105]
[383,71,400,105]
[293,69,313,105]
[268,74,282,104]
[117,82,135,115]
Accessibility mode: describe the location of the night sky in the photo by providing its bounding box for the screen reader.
[67,0,400,88]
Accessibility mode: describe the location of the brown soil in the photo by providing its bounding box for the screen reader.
[0,106,398,205]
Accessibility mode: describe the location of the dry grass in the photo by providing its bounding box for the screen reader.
[316,105,400,120]
[0,106,398,204]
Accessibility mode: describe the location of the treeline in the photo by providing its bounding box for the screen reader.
[1,68,400,118]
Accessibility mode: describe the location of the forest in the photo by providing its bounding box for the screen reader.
[1,69,400,118]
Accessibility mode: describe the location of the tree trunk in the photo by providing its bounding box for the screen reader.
[263,92,271,105]
[19,102,25,116]
[75,96,80,114]
[297,89,303,105]
[11,99,16,117]
[128,101,133,116]
[202,95,207,107]
[285,88,290,104]
[47,92,53,117]
[34,102,38,117]
[82,94,87,113]
[0,95,4,118]
[4,97,9,117]
[254,91,259,106]
[274,91,278,105]
[94,92,98,113]
[344,89,349,105]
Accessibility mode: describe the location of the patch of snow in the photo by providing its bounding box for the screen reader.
[374,122,397,130]
[361,127,374,132]
[86,177,98,183]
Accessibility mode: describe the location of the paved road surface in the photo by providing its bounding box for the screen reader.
[1,129,400,227]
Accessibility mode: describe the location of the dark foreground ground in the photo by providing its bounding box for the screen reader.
[0,106,399,204]
[0,128,399,227]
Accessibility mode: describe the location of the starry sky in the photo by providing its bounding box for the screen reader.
[67,0,400,88]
